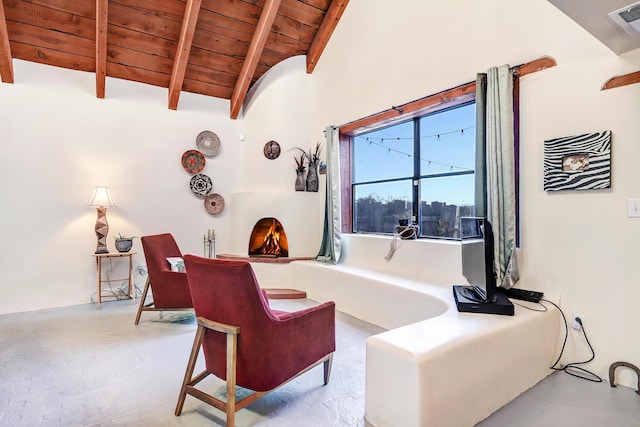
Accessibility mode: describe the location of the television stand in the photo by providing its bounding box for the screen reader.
[453,285,514,316]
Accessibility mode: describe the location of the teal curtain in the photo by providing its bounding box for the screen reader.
[481,65,520,289]
[316,125,342,264]
[475,73,487,217]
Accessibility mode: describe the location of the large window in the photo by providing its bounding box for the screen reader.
[352,102,476,238]
[340,57,552,240]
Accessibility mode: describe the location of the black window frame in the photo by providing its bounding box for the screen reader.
[349,98,477,238]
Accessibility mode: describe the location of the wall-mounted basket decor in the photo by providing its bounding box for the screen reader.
[204,193,225,215]
[263,140,281,159]
[181,150,206,174]
[196,131,221,157]
[190,174,212,197]
[544,130,611,192]
[180,132,225,215]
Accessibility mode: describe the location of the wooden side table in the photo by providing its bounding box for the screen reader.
[92,251,136,309]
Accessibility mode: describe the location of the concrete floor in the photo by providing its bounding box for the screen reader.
[479,371,640,427]
[1,298,638,426]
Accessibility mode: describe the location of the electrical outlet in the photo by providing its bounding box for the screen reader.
[137,265,147,275]
[572,315,583,330]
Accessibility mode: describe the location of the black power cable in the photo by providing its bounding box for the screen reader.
[541,299,602,383]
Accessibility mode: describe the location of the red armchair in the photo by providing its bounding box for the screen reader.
[175,255,335,425]
[135,233,193,325]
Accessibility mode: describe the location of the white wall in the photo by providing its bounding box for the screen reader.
[308,0,640,388]
[241,55,315,192]
[0,60,244,314]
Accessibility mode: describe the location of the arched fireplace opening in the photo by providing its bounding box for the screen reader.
[248,218,289,257]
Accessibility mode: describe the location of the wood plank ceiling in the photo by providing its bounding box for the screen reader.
[0,0,349,118]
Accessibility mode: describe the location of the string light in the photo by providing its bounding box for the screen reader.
[363,126,474,142]
[358,126,475,172]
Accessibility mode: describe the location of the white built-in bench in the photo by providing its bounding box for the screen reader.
[252,234,559,427]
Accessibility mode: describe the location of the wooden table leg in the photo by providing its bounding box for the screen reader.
[96,256,102,309]
[128,254,135,304]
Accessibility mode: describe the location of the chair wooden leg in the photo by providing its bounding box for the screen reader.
[226,330,238,426]
[324,353,333,385]
[134,277,152,325]
[175,323,205,416]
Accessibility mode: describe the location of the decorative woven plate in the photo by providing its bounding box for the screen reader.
[263,140,281,159]
[181,150,206,174]
[189,174,212,197]
[196,131,221,157]
[204,193,225,215]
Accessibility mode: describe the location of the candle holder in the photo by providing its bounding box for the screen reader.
[204,229,216,258]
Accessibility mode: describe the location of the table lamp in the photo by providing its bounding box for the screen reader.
[87,186,116,254]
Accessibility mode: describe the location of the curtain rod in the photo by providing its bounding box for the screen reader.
[336,56,557,134]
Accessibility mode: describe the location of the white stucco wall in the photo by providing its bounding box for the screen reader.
[308,0,640,389]
[0,61,244,314]
[241,55,316,193]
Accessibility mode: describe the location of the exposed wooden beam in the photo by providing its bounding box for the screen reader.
[230,0,282,119]
[95,0,108,98]
[306,0,349,74]
[168,0,202,110]
[601,70,640,91]
[0,0,15,83]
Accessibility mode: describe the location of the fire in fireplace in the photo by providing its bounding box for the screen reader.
[248,217,289,257]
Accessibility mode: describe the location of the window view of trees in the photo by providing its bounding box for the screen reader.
[352,103,476,238]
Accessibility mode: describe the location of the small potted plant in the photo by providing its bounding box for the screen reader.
[290,143,323,192]
[397,211,411,227]
[293,152,306,191]
[114,233,136,253]
[305,142,323,192]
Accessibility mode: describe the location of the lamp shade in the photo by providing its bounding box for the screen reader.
[86,186,116,208]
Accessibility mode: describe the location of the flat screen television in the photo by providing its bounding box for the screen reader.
[459,217,497,303]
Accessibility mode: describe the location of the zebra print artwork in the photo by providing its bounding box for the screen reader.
[543,130,611,191]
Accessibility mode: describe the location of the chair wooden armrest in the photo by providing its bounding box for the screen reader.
[197,316,240,335]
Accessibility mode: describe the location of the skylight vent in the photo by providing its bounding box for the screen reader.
[609,1,640,35]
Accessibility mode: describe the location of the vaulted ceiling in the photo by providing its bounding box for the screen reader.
[0,0,349,118]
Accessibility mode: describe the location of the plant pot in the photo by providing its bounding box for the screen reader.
[295,170,306,191]
[306,161,319,192]
[398,219,409,226]
[115,239,133,253]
